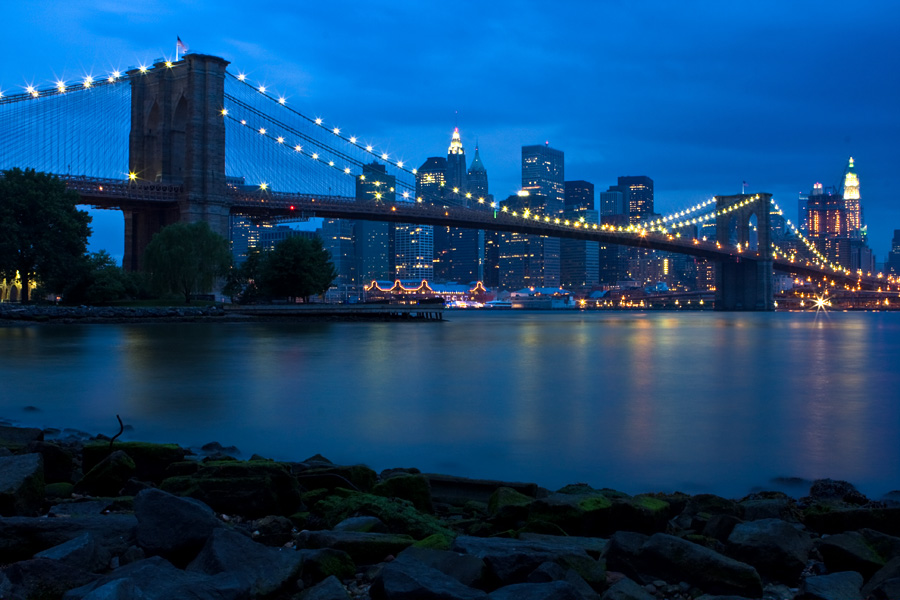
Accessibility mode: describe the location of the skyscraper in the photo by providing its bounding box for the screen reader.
[521,143,564,213]
[887,230,900,275]
[446,127,467,205]
[842,157,862,237]
[561,181,599,290]
[466,145,489,202]
[355,163,393,283]
[498,193,560,290]
[617,176,654,223]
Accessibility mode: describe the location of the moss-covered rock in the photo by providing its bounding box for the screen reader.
[83,442,187,483]
[74,450,135,497]
[315,489,452,540]
[528,492,614,537]
[159,459,302,518]
[373,474,433,513]
[45,482,74,500]
[164,461,200,478]
[488,486,534,516]
[413,533,455,550]
[0,453,45,516]
[299,547,356,586]
[296,464,378,492]
[609,494,672,534]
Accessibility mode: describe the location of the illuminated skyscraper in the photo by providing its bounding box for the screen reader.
[842,157,862,237]
[355,163,393,283]
[887,230,900,275]
[561,181,599,290]
[521,143,564,213]
[498,193,560,290]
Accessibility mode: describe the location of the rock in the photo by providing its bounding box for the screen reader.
[704,514,743,542]
[518,533,608,559]
[374,473,434,513]
[426,473,541,506]
[187,528,304,596]
[726,518,813,584]
[859,528,900,561]
[83,442,187,484]
[297,463,378,492]
[797,571,864,600]
[0,424,43,450]
[49,499,114,517]
[134,488,224,566]
[5,557,98,599]
[817,531,886,579]
[398,546,488,588]
[75,450,136,497]
[35,532,108,572]
[298,530,415,564]
[45,481,75,500]
[299,548,356,586]
[201,441,241,455]
[25,440,76,483]
[639,533,763,597]
[0,453,44,516]
[488,486,535,521]
[604,531,650,583]
[301,575,352,600]
[608,495,672,534]
[160,459,302,517]
[0,514,137,563]
[371,556,488,600]
[488,581,582,600]
[527,560,566,583]
[862,556,900,599]
[740,497,796,522]
[334,515,389,533]
[253,514,294,546]
[63,556,244,600]
[808,479,868,505]
[316,490,452,539]
[673,494,742,530]
[528,492,613,536]
[803,506,900,535]
[600,577,656,600]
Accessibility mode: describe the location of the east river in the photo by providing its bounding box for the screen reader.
[2,310,899,499]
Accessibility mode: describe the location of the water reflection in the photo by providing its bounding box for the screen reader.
[1,311,898,497]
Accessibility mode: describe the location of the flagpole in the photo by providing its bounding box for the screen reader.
[176,39,179,62]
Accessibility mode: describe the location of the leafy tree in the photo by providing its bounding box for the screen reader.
[142,221,231,303]
[0,168,92,302]
[64,250,130,305]
[222,247,265,303]
[260,236,337,303]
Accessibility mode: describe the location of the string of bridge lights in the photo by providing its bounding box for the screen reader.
[0,70,130,104]
[769,198,851,275]
[226,70,418,180]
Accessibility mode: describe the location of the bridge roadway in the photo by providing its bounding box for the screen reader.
[65,176,889,291]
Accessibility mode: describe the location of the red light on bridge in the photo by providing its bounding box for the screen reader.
[290,205,295,210]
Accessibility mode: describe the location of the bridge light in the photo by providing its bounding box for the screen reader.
[294,144,302,152]
[397,161,404,168]
[332,127,340,134]
[403,191,409,199]
[139,65,149,73]
[221,108,228,116]
[128,172,137,181]
[290,205,295,210]
[113,70,121,79]
[490,202,496,208]
[328,161,334,166]
[276,136,284,144]
[240,120,246,125]
[259,182,268,190]
[365,145,373,152]
[165,61,173,68]
[258,127,266,135]
[344,167,351,174]
[453,187,459,194]
[412,169,417,175]
[258,85,266,93]
[278,97,286,105]
[315,117,322,125]
[56,81,66,93]
[26,85,37,97]
[417,197,423,203]
[311,153,318,160]
[349,136,357,144]
[237,73,247,81]
[381,153,389,160]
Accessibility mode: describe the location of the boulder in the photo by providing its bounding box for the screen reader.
[808,479,868,505]
[134,488,224,566]
[301,575,352,600]
[296,463,378,492]
[608,495,671,534]
[0,453,44,516]
[803,506,900,535]
[0,424,43,451]
[603,531,650,583]
[187,528,304,596]
[639,533,763,597]
[425,473,541,506]
[528,492,613,536]
[334,515,388,533]
[488,486,534,523]
[859,528,900,561]
[316,490,452,539]
[83,442,187,484]
[488,581,582,599]
[373,473,434,513]
[160,459,302,517]
[726,518,813,584]
[600,577,656,600]
[398,546,488,588]
[25,440,76,483]
[673,494,742,530]
[35,532,108,572]
[63,556,245,600]
[75,450,136,497]
[298,530,415,564]
[49,499,115,517]
[252,514,294,546]
[299,548,356,586]
[518,533,608,559]
[703,514,743,542]
[739,497,796,522]
[0,514,137,563]
[371,556,488,600]
[527,560,566,583]
[817,531,886,579]
[5,557,98,600]
[797,571,864,600]
[862,556,900,600]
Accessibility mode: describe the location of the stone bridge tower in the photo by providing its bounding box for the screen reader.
[124,54,230,270]
[714,193,774,311]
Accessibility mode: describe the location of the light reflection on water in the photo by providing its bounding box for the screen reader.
[1,311,898,498]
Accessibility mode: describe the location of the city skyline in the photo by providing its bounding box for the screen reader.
[2,1,898,260]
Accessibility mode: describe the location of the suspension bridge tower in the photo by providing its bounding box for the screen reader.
[124,54,230,270]
[714,193,774,311]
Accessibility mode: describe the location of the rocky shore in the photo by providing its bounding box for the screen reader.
[1,424,899,600]
[0,304,231,325]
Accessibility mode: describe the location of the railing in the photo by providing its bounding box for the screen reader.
[61,176,181,202]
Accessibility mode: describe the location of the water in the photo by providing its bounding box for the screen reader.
[2,311,899,499]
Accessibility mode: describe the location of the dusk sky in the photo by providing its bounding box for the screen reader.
[3,1,898,261]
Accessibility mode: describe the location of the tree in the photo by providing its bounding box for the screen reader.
[142,221,232,303]
[222,247,265,303]
[0,168,92,302]
[260,236,337,303]
[64,250,130,305]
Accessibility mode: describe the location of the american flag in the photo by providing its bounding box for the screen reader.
[177,37,188,55]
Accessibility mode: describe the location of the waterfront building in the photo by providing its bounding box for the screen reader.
[521,143,565,213]
[394,223,434,281]
[321,218,357,301]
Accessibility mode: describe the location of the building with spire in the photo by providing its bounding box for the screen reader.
[842,157,863,237]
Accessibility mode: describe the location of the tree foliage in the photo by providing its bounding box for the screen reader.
[258,237,337,303]
[0,168,92,302]
[142,221,231,303]
[63,250,136,305]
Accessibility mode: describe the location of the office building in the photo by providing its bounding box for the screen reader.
[355,163,393,283]
[521,143,564,213]
[560,181,599,290]
[498,193,560,290]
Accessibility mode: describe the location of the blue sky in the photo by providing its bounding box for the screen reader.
[3,1,898,261]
